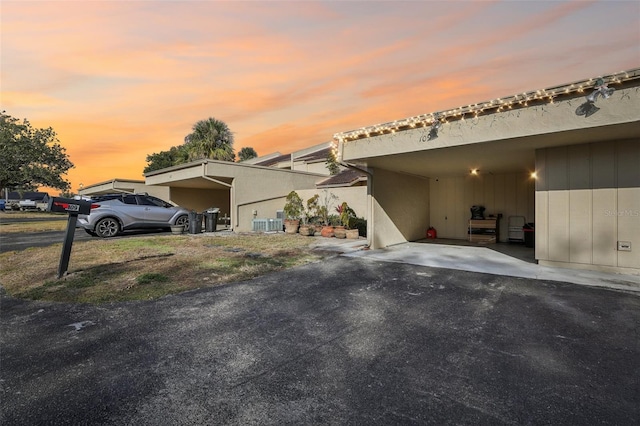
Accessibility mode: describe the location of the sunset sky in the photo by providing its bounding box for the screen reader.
[2,0,639,193]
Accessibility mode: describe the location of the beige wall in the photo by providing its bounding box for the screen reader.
[370,168,430,249]
[292,161,332,175]
[146,160,324,232]
[298,187,368,220]
[170,187,230,216]
[429,173,535,241]
[226,165,323,232]
[535,139,640,274]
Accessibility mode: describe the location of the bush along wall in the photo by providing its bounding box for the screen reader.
[349,217,367,238]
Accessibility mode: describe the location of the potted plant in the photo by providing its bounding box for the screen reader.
[336,202,359,239]
[299,194,319,236]
[317,190,338,237]
[283,191,303,234]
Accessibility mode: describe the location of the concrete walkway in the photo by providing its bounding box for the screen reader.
[338,241,640,293]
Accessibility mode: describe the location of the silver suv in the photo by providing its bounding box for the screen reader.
[77,193,190,238]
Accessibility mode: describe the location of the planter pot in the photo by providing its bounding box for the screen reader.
[299,225,315,236]
[284,219,300,234]
[320,225,335,238]
[334,228,347,239]
[346,229,359,239]
[170,225,184,235]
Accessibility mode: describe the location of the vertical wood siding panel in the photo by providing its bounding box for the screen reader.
[617,188,640,268]
[548,146,569,191]
[453,176,466,239]
[516,173,529,218]
[569,190,593,264]
[569,144,591,190]
[548,190,570,262]
[494,174,507,241]
[592,189,618,266]
[591,142,616,189]
[617,140,640,189]
[430,178,445,238]
[535,191,549,261]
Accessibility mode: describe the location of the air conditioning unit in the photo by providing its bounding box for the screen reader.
[252,218,283,232]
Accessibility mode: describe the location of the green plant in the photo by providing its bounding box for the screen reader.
[325,150,340,175]
[283,191,304,220]
[328,214,341,227]
[349,217,367,237]
[336,202,356,228]
[318,190,338,225]
[304,194,320,225]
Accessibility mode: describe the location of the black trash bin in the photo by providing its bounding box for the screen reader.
[203,208,220,232]
[188,212,203,234]
[523,223,535,248]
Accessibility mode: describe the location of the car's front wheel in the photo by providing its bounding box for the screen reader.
[95,217,120,238]
[175,215,189,232]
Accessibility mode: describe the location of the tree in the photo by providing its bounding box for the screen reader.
[237,147,258,161]
[144,145,189,174]
[0,111,74,191]
[325,150,340,175]
[184,117,235,162]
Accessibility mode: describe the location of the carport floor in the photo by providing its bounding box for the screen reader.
[417,238,536,264]
[344,241,640,293]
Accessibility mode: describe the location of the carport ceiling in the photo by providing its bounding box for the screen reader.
[160,176,232,190]
[350,122,639,178]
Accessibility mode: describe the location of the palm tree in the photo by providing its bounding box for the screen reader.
[238,146,258,161]
[184,117,235,162]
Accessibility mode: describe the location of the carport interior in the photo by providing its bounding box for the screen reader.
[163,176,232,225]
[364,136,537,249]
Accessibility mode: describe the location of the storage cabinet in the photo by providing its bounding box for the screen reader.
[468,219,498,243]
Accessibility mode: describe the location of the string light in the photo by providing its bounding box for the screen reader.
[333,68,639,141]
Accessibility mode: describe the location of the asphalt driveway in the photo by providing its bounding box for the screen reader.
[1,256,639,425]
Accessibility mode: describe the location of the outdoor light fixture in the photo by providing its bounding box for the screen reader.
[470,169,479,176]
[530,171,538,179]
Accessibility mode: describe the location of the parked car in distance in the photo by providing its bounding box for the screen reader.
[76,193,191,238]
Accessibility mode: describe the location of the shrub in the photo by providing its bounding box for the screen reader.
[349,217,367,237]
[283,191,304,220]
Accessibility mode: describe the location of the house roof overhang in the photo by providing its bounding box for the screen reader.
[144,159,325,189]
[336,68,640,178]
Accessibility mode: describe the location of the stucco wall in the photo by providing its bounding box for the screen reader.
[298,187,368,220]
[292,161,332,175]
[235,186,369,233]
[535,139,640,274]
[229,167,323,232]
[429,173,535,241]
[370,168,430,249]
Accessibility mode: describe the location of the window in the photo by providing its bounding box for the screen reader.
[137,195,169,207]
[122,195,137,205]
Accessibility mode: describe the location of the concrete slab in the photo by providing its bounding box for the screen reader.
[344,242,640,293]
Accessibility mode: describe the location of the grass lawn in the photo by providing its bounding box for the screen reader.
[0,233,333,304]
[0,211,67,233]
